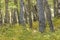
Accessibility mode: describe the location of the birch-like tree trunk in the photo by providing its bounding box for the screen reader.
[44,0,54,32]
[37,0,46,32]
[19,0,25,25]
[33,5,38,21]
[54,0,58,17]
[5,0,9,23]
[12,0,18,24]
[27,0,32,28]
[57,0,60,17]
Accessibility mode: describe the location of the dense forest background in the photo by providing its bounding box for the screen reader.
[0,0,60,40]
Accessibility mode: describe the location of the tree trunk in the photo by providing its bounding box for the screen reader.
[0,9,2,25]
[0,1,2,25]
[33,5,38,21]
[54,0,58,17]
[57,0,60,17]
[5,0,9,23]
[27,0,32,28]
[12,0,18,24]
[44,0,54,32]
[37,0,46,32]
[19,0,25,26]
[23,4,28,24]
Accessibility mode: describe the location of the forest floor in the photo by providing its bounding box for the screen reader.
[0,18,60,40]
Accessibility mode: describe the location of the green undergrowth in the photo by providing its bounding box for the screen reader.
[0,25,60,40]
[0,18,60,40]
[53,18,60,30]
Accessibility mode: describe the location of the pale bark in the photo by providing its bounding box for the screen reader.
[44,0,54,32]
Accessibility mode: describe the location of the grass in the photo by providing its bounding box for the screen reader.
[0,18,60,40]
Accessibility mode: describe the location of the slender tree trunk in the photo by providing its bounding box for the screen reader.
[19,0,25,26]
[9,9,12,24]
[12,0,18,24]
[0,9,2,25]
[27,0,32,28]
[37,0,46,32]
[11,8,14,24]
[54,0,58,17]
[0,1,2,25]
[24,10,28,23]
[44,0,54,32]
[33,5,38,21]
[10,0,18,24]
[5,0,9,23]
[24,4,29,24]
[57,0,60,17]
